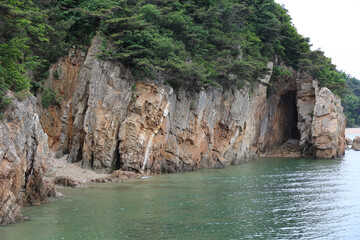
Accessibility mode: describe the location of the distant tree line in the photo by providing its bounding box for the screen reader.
[342,75,360,127]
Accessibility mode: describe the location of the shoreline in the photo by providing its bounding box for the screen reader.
[345,128,360,134]
[54,155,143,187]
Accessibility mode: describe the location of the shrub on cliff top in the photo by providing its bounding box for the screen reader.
[0,0,348,100]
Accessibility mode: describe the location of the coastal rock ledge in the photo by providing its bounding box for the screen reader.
[0,94,56,225]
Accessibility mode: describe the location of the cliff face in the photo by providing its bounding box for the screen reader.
[37,48,86,149]
[0,94,56,225]
[41,36,345,175]
[312,88,346,158]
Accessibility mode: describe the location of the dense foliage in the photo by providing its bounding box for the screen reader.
[0,0,350,111]
[342,75,360,127]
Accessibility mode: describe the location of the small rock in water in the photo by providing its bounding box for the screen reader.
[345,137,353,150]
[56,192,64,197]
[55,176,81,187]
[352,136,360,151]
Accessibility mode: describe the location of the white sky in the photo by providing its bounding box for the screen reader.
[274,0,360,79]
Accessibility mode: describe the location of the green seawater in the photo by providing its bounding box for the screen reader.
[1,151,360,239]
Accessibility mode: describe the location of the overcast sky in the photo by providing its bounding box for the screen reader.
[274,0,360,79]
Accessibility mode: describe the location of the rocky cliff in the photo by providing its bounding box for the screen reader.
[0,34,346,224]
[0,94,56,225]
[39,35,345,175]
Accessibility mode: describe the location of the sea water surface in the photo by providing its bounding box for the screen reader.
[1,151,360,239]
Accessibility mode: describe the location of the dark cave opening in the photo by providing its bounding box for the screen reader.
[278,90,300,142]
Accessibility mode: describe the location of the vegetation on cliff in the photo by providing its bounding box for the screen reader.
[342,75,360,127]
[0,0,349,110]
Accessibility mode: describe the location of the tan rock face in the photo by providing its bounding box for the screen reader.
[37,48,86,149]
[51,36,270,173]
[0,94,56,225]
[40,36,346,176]
[118,81,267,174]
[312,88,346,158]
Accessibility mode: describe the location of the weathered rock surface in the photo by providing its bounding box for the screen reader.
[37,48,86,149]
[38,35,346,176]
[0,93,56,225]
[296,73,318,156]
[352,136,360,151]
[312,88,346,158]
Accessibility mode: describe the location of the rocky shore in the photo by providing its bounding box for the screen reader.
[0,36,347,225]
[54,154,143,188]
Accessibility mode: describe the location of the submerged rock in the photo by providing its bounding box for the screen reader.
[0,93,56,225]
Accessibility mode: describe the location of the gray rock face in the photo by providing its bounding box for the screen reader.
[0,94,56,225]
[55,35,134,172]
[42,36,346,175]
[296,73,318,156]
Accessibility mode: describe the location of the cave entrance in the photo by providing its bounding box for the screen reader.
[278,90,300,143]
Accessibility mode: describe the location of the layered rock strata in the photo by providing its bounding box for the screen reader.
[0,94,56,225]
[41,35,345,175]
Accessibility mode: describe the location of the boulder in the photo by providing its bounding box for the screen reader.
[353,136,360,151]
[55,176,81,187]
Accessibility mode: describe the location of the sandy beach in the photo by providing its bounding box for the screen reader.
[345,128,360,134]
[55,155,110,183]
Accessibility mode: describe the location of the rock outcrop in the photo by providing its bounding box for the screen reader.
[0,94,56,225]
[39,35,345,176]
[312,88,346,158]
[353,136,360,151]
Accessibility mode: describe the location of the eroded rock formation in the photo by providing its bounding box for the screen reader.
[0,94,56,225]
[38,35,346,176]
